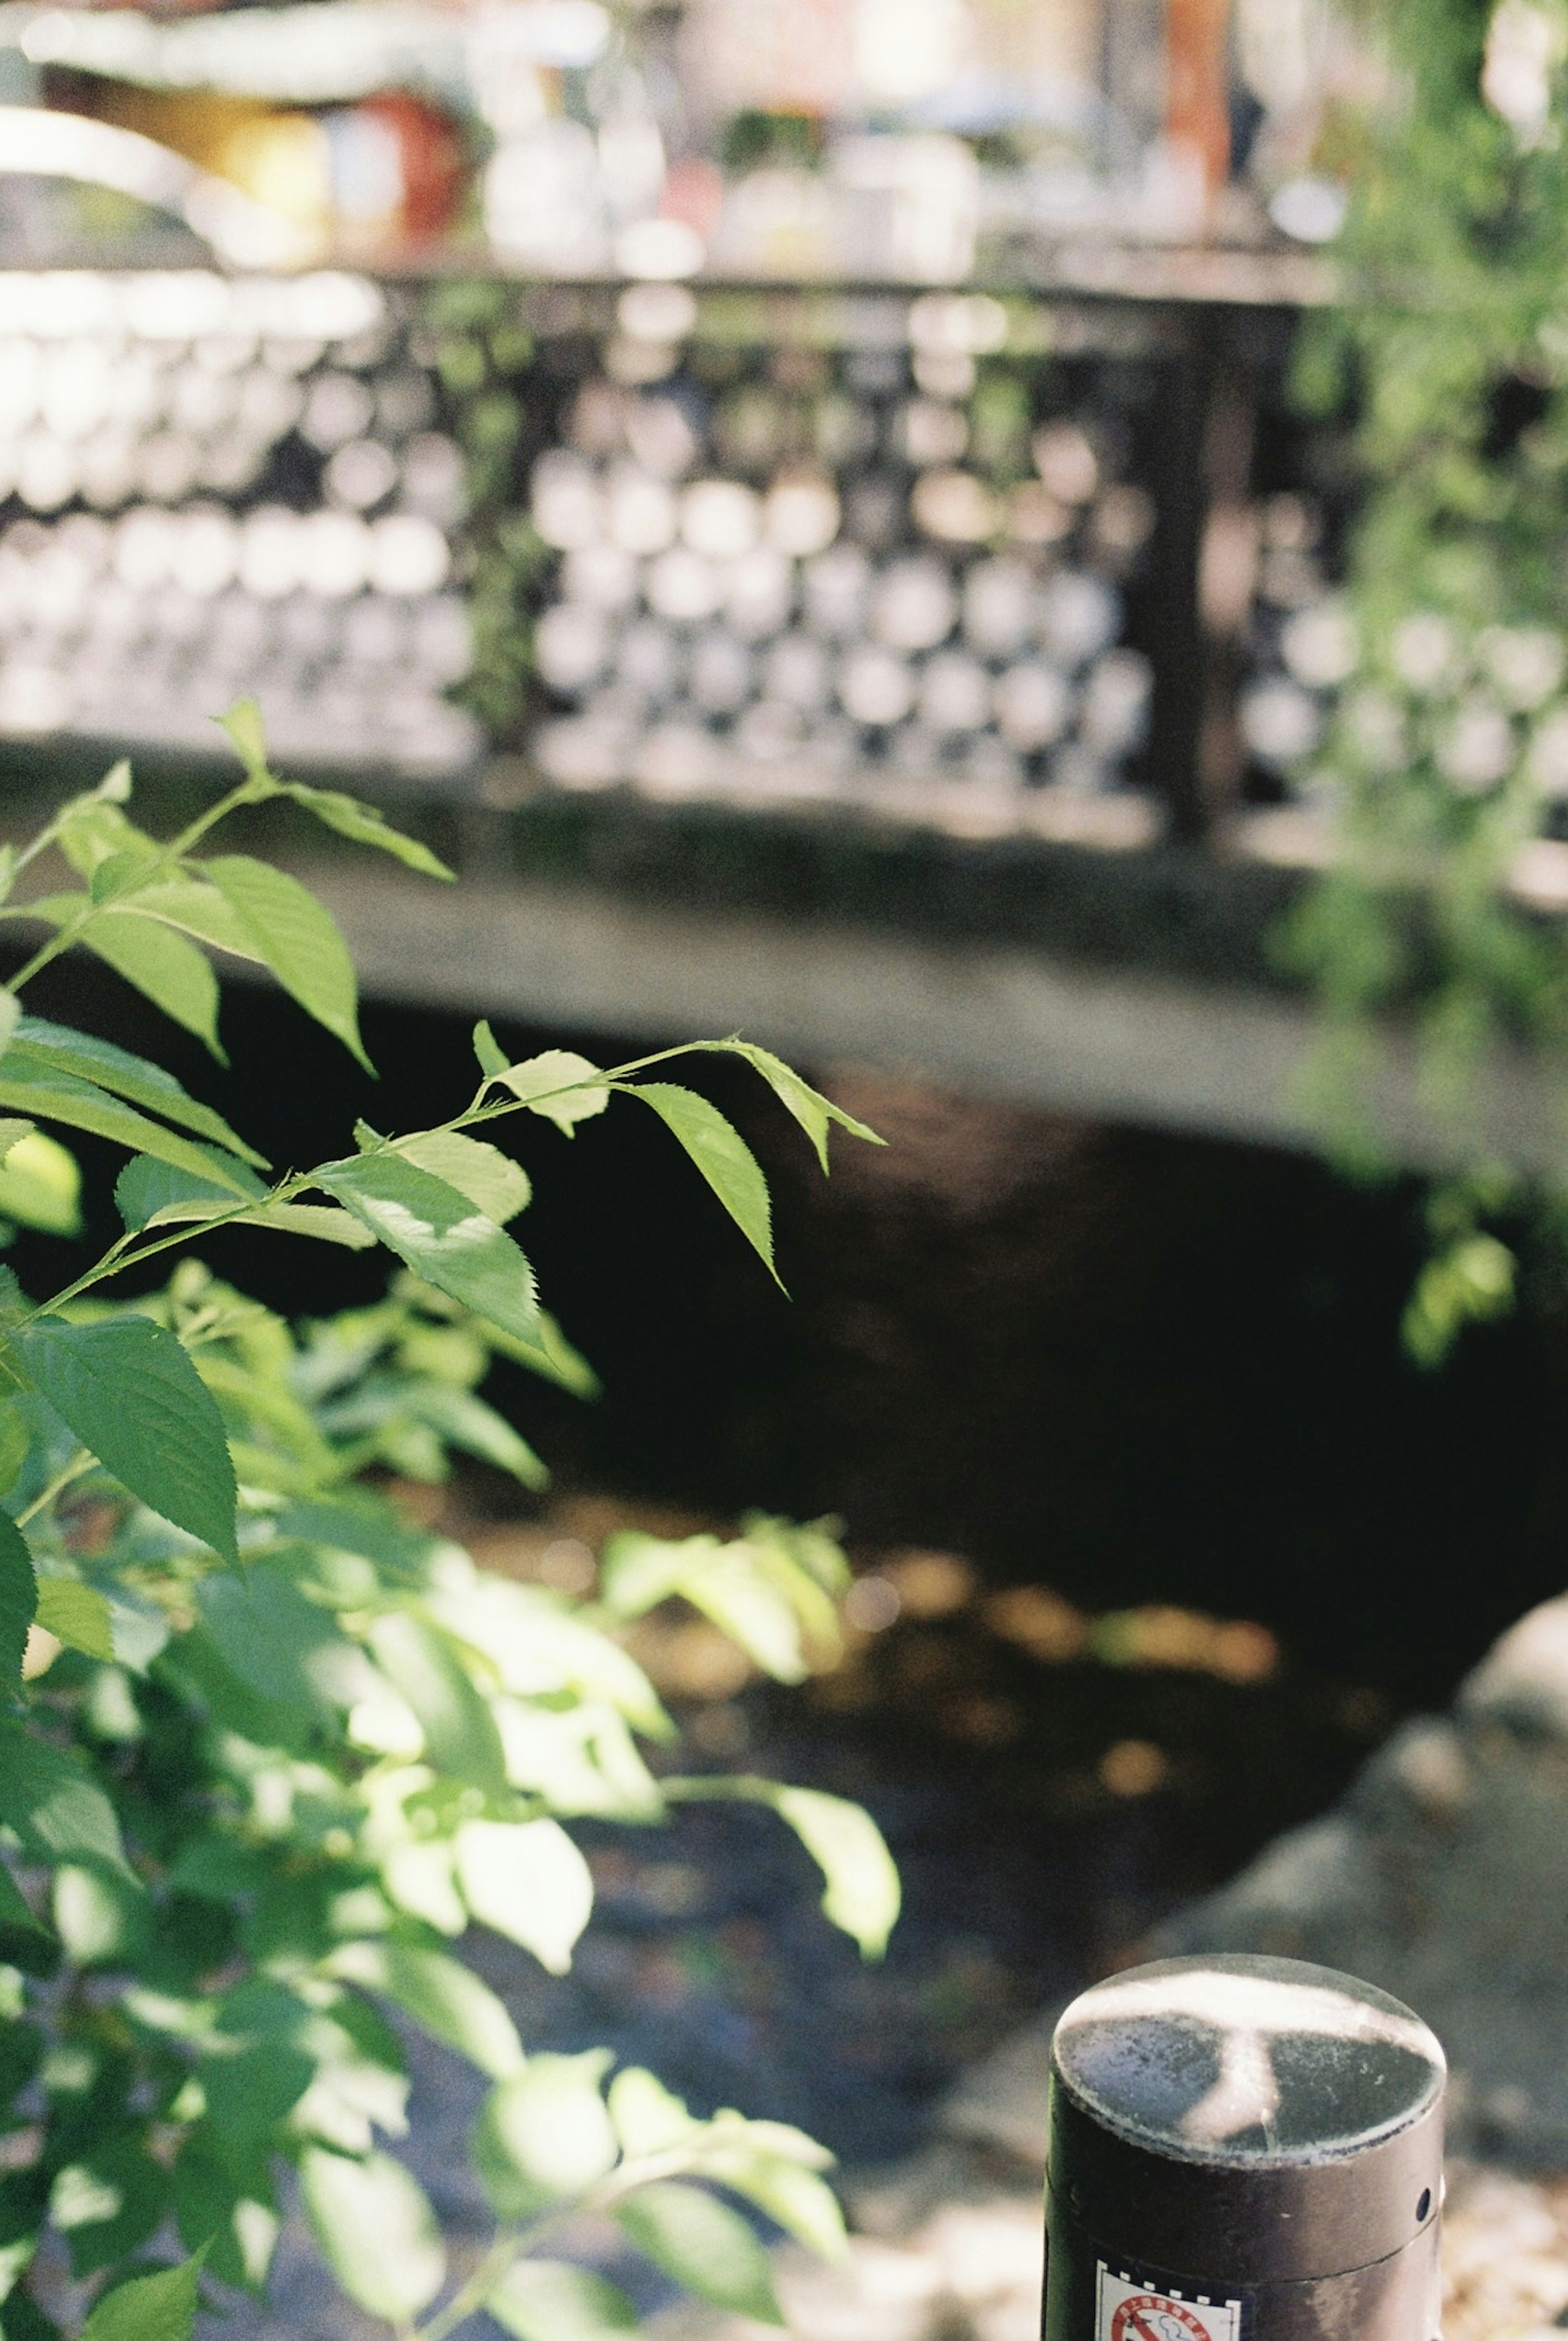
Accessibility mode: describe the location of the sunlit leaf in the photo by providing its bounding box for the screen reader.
[0,1129,82,1235]
[202,856,369,1070]
[455,1817,592,1971]
[285,785,455,880]
[33,1578,114,1662]
[772,1786,900,1958]
[0,1068,261,1199]
[22,897,223,1056]
[314,1153,542,1349]
[396,1131,531,1224]
[473,2055,616,2217]
[630,1084,780,1285]
[12,1019,267,1164]
[300,2148,445,2323]
[494,1051,610,1131]
[489,2259,639,2341]
[616,2182,781,2323]
[329,1938,523,2080]
[116,1153,265,1232]
[367,1610,506,1792]
[697,1041,883,1173]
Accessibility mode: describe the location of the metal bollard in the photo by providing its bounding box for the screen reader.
[1042,1953,1445,2341]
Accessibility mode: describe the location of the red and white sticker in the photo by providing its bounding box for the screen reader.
[1095,2265,1244,2341]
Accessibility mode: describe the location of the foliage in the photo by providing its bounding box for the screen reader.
[0,719,896,2341]
[1285,0,1568,1353]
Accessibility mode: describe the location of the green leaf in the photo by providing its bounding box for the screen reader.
[473,2056,616,2217]
[172,2136,278,2292]
[202,2039,315,2145]
[403,1382,548,1490]
[0,1852,47,1940]
[17,1316,238,1564]
[121,878,263,963]
[454,1817,592,1971]
[772,1787,900,1958]
[0,992,16,1060]
[201,856,369,1070]
[700,1042,884,1173]
[397,1131,531,1224]
[366,1610,506,1792]
[0,1516,36,1686]
[12,1019,267,1165]
[0,1720,133,1878]
[0,1069,261,1199]
[494,1051,610,1131]
[197,1563,346,1709]
[701,2134,846,2260]
[631,1084,780,1286]
[616,2182,782,2324]
[299,2147,445,2324]
[607,2068,699,2156]
[33,1580,114,1663]
[77,2254,203,2341]
[218,698,270,778]
[52,1863,145,1964]
[0,1130,81,1235]
[313,1154,542,1349]
[473,1019,509,1079]
[116,1153,265,1232]
[599,1534,812,1681]
[328,1939,523,2080]
[0,1119,33,1162]
[285,786,455,881]
[22,899,222,1056]
[489,2260,639,2341]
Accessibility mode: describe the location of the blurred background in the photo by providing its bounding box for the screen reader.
[9,1,1568,2333]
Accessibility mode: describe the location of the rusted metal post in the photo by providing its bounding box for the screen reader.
[1042,1953,1445,2341]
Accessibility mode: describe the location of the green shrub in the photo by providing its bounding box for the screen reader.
[0,712,897,2341]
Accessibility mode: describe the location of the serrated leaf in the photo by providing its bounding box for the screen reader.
[616,2182,782,2324]
[473,2056,616,2218]
[0,1119,33,1162]
[0,1130,81,1235]
[218,698,269,777]
[487,1309,600,1399]
[771,1787,900,1958]
[0,1068,260,1199]
[0,1514,36,1687]
[397,1131,531,1224]
[202,856,368,1070]
[0,1719,133,1877]
[13,1018,267,1165]
[698,1041,884,1173]
[285,785,455,880]
[314,1153,541,1348]
[78,2254,203,2341]
[366,1610,506,1792]
[454,1817,592,1971]
[495,1051,610,1131]
[631,1084,780,1286]
[116,1153,266,1233]
[300,2148,445,2324]
[33,1579,114,1662]
[17,1315,238,1564]
[329,1939,523,2079]
[23,898,223,1056]
[489,2260,639,2341]
[237,1203,376,1250]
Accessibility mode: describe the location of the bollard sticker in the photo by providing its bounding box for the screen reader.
[1096,2263,1247,2341]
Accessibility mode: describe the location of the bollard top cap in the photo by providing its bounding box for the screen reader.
[1052,1952,1445,2170]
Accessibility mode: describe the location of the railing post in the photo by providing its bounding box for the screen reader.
[1042,1953,1445,2341]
